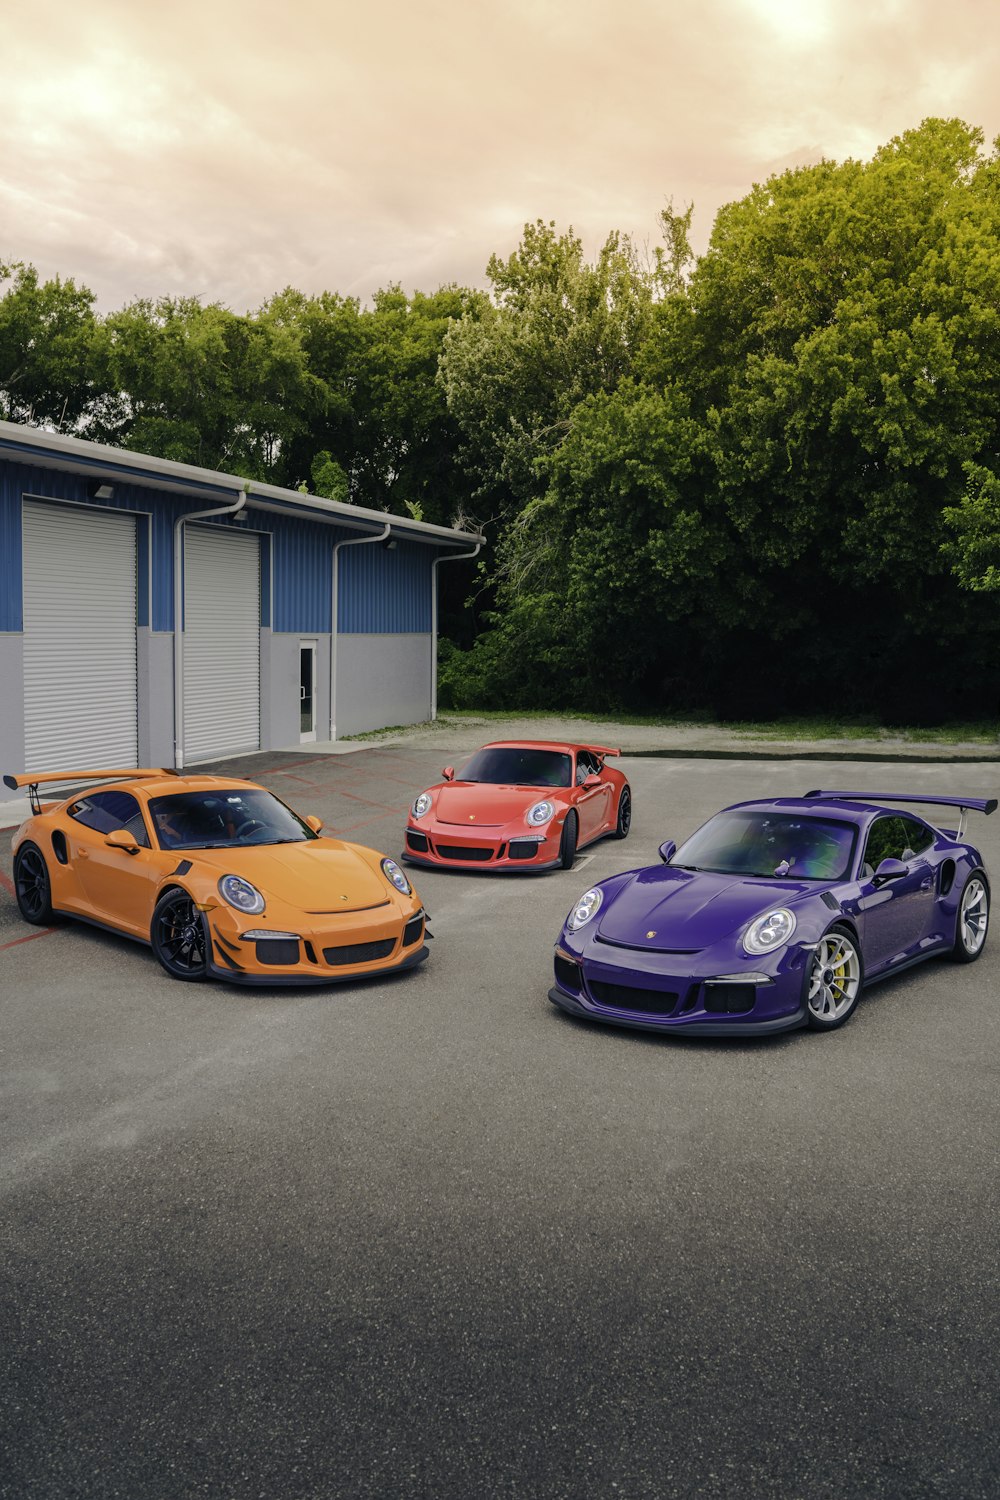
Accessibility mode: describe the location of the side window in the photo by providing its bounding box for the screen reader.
[69,790,150,848]
[576,752,596,785]
[898,816,934,859]
[861,816,906,877]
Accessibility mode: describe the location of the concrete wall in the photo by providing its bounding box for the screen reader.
[137,629,175,768]
[0,632,25,798]
[336,634,432,738]
[261,630,332,750]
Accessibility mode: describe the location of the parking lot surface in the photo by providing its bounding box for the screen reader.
[2,749,999,1498]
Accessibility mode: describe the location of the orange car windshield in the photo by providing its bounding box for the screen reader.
[459,748,572,787]
[148,789,315,850]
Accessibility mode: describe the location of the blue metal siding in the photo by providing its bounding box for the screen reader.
[270,516,351,634]
[339,540,432,633]
[2,452,439,638]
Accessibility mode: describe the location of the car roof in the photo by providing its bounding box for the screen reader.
[134,774,262,798]
[478,740,603,755]
[722,796,933,829]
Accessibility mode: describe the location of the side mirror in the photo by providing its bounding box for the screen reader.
[873,857,908,887]
[658,840,676,864]
[442,766,455,782]
[583,774,602,788]
[304,815,323,833]
[105,829,141,856]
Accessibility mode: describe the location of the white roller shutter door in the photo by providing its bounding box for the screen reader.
[22,501,138,771]
[183,525,260,761]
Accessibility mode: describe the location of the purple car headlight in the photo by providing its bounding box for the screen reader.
[567,887,603,931]
[743,907,796,956]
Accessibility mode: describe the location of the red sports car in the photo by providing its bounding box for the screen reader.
[402,740,631,872]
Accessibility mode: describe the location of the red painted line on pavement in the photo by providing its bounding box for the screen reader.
[335,788,408,815]
[0,927,56,951]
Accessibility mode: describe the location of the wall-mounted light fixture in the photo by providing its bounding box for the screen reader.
[87,481,115,501]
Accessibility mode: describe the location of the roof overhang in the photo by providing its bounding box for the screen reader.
[0,419,485,550]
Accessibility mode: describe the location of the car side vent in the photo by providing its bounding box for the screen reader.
[939,859,956,897]
[51,829,68,865]
[821,891,840,911]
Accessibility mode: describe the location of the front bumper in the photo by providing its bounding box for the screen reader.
[548,938,810,1037]
[208,942,430,987]
[402,821,562,873]
[205,904,430,986]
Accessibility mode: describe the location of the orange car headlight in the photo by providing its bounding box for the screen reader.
[218,874,265,915]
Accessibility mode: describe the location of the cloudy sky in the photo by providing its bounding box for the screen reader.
[2,0,998,312]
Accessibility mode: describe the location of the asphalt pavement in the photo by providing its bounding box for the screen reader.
[2,747,999,1498]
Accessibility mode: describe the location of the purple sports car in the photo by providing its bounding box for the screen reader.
[550,791,994,1036]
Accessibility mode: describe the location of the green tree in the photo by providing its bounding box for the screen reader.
[438,221,661,516]
[943,463,1000,591]
[95,295,321,480]
[0,260,100,427]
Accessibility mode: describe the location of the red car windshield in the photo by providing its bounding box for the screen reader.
[459,748,572,788]
[148,789,316,850]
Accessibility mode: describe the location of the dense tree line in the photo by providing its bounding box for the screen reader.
[3,117,1000,719]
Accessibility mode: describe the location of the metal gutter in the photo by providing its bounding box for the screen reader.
[0,419,484,550]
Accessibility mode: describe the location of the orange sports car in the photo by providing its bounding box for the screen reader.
[402,740,631,872]
[6,768,429,985]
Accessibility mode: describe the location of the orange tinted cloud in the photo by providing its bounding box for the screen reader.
[1,0,997,309]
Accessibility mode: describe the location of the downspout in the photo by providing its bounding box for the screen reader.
[330,522,391,740]
[173,482,249,769]
[431,542,482,721]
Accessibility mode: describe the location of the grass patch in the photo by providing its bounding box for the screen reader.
[435,709,999,743]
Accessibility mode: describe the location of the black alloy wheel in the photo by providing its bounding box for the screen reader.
[151,889,209,981]
[559,812,578,871]
[614,786,632,840]
[14,842,56,925]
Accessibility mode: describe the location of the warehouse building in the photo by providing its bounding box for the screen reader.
[0,420,483,799]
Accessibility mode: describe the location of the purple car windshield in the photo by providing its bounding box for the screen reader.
[459,748,572,788]
[673,810,857,881]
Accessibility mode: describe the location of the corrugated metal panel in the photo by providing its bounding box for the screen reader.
[271,515,342,634]
[22,500,138,770]
[339,540,433,633]
[183,526,260,761]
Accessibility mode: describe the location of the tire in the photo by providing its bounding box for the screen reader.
[806,923,864,1031]
[951,872,989,963]
[559,811,578,871]
[13,841,56,926]
[151,889,209,981]
[613,785,632,840]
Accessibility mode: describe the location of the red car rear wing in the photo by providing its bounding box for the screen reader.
[588,746,621,758]
[4,768,178,814]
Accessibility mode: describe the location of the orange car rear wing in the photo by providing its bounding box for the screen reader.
[588,745,621,758]
[4,768,178,814]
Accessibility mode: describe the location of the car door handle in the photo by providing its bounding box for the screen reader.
[920,877,933,891]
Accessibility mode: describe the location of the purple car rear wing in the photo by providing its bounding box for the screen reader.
[805,789,997,839]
